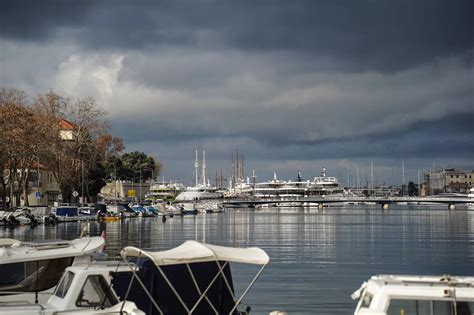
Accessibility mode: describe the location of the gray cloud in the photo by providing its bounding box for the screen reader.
[2,1,472,71]
[0,0,472,184]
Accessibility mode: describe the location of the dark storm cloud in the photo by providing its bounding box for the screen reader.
[1,0,473,182]
[0,0,95,41]
[2,0,472,72]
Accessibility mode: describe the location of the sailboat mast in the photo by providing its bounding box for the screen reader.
[195,150,199,187]
[370,160,374,196]
[402,160,405,196]
[202,150,207,187]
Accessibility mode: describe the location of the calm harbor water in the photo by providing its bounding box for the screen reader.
[1,206,473,314]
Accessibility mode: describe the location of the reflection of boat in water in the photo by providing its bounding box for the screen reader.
[0,237,105,301]
[352,274,474,315]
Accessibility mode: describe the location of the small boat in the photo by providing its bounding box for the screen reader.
[0,236,105,298]
[1,209,38,226]
[50,206,79,222]
[352,274,474,315]
[0,262,144,314]
[114,240,270,314]
[101,215,121,222]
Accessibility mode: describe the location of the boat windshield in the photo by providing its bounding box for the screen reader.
[54,271,75,298]
[387,299,474,315]
[76,275,118,308]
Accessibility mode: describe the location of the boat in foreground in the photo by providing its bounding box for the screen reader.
[352,274,474,315]
[0,263,144,314]
[116,240,270,314]
[0,237,105,297]
[1,240,270,315]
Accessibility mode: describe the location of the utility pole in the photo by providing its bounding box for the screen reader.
[32,156,40,206]
[81,160,84,207]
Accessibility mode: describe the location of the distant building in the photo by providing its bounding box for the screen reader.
[424,168,473,195]
[100,180,151,202]
[59,118,77,141]
[25,162,61,206]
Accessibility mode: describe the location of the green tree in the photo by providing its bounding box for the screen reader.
[120,151,162,182]
[407,181,418,196]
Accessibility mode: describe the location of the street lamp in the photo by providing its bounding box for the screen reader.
[73,159,84,207]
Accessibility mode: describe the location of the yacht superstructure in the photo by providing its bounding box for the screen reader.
[253,168,343,200]
[175,150,223,202]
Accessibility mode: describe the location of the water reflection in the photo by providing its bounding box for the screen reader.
[1,206,473,314]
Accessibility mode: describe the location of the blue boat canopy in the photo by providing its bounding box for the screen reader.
[55,207,78,216]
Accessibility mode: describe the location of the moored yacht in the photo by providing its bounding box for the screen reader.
[307,167,344,197]
[145,181,186,203]
[173,150,224,213]
[352,274,474,315]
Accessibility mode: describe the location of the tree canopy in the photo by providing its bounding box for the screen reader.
[0,88,161,206]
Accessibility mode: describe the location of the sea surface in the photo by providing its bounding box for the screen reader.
[1,205,473,315]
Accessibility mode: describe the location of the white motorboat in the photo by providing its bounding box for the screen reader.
[352,274,474,315]
[0,263,144,314]
[0,236,105,297]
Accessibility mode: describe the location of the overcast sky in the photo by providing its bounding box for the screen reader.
[1,0,473,186]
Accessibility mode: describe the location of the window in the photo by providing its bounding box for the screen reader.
[54,271,75,298]
[387,299,473,315]
[0,263,26,285]
[76,275,118,308]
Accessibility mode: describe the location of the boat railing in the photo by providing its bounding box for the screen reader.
[0,300,46,311]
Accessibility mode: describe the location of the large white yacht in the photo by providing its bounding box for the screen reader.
[307,167,344,197]
[253,168,343,200]
[174,151,223,212]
